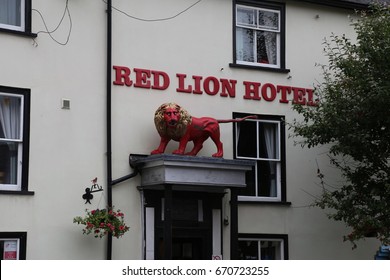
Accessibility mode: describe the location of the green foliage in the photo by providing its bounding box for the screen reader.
[291,4,390,248]
[73,207,130,238]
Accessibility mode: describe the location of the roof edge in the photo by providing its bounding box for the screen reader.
[290,0,371,10]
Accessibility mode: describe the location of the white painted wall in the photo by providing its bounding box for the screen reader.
[0,0,380,259]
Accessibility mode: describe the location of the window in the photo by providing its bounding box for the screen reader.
[0,86,30,192]
[0,0,32,33]
[0,232,27,260]
[233,1,286,70]
[233,113,285,202]
[238,234,288,260]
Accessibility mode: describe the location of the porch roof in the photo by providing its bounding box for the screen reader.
[129,154,254,190]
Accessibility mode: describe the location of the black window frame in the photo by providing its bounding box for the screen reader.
[0,0,36,38]
[230,0,289,73]
[233,112,287,203]
[0,232,27,260]
[0,85,32,195]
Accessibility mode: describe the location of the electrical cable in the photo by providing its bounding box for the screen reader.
[102,0,202,22]
[32,0,72,46]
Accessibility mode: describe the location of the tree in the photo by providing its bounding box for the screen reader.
[291,4,390,248]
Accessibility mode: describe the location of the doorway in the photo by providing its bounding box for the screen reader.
[157,235,207,260]
[172,237,202,260]
[144,190,222,260]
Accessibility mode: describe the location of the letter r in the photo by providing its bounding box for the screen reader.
[113,65,133,86]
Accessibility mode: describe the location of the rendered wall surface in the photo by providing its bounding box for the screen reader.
[0,0,380,259]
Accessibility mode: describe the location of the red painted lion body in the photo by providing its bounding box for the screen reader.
[151,102,256,158]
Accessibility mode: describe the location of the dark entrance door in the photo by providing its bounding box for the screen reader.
[172,237,202,260]
[156,235,206,260]
[144,190,222,260]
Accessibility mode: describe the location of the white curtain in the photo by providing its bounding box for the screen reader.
[261,10,277,65]
[0,0,21,26]
[263,32,277,65]
[0,96,21,139]
[0,96,21,184]
[263,123,277,197]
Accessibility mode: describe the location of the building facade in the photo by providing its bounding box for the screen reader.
[0,0,385,260]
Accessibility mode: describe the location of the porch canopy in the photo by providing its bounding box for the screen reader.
[129,154,254,190]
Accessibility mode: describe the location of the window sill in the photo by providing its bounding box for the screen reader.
[229,63,290,73]
[238,200,291,206]
[0,28,37,38]
[0,190,35,195]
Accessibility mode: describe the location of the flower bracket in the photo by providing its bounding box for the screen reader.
[82,178,104,204]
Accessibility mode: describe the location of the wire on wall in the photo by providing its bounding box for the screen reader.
[102,0,203,22]
[32,0,72,46]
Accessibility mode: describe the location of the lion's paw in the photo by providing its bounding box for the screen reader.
[151,149,163,155]
[212,152,223,158]
[172,150,185,155]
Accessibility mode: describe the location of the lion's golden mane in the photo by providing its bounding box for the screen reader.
[154,102,192,140]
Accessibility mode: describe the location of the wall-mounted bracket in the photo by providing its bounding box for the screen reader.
[82,178,104,204]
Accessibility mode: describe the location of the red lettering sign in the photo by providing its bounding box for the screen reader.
[243,81,261,100]
[113,65,132,86]
[261,83,277,102]
[113,65,317,106]
[113,66,170,90]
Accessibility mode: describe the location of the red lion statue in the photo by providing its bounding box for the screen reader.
[151,102,256,158]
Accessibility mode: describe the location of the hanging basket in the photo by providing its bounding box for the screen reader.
[73,207,130,238]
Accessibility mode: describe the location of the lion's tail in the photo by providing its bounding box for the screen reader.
[217,115,258,123]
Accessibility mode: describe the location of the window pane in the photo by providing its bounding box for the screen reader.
[239,166,256,196]
[0,142,19,184]
[237,7,256,27]
[256,31,277,65]
[0,0,22,27]
[236,27,254,62]
[239,239,284,260]
[0,95,21,140]
[257,161,277,197]
[237,121,257,158]
[0,239,18,260]
[258,10,279,30]
[238,240,259,260]
[260,240,282,260]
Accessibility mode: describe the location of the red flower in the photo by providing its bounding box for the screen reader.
[74,207,130,239]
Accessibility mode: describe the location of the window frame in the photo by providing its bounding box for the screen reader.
[0,0,35,37]
[238,233,289,260]
[0,232,27,260]
[231,0,288,72]
[233,112,286,202]
[0,86,31,194]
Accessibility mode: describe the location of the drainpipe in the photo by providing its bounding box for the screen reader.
[106,0,113,260]
[105,0,139,260]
